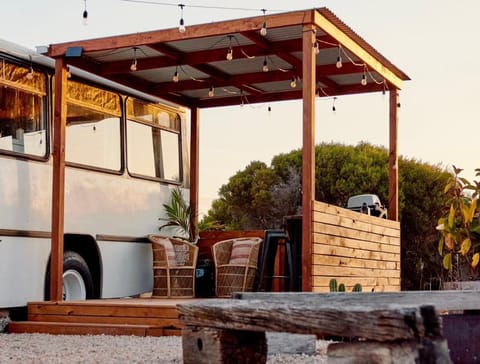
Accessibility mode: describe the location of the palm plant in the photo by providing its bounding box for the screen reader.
[159,187,195,242]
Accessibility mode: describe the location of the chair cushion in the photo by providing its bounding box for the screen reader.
[151,236,177,267]
[229,239,255,265]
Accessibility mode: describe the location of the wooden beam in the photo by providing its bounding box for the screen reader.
[301,25,316,293]
[51,57,68,301]
[388,91,399,221]
[48,10,316,56]
[189,107,200,238]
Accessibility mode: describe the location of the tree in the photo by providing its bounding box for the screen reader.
[203,142,451,289]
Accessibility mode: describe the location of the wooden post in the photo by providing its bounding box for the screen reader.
[50,57,68,301]
[301,24,316,292]
[189,107,200,239]
[388,90,399,221]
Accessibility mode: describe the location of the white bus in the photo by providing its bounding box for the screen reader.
[0,39,190,308]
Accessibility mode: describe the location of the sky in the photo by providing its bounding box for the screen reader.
[2,0,479,216]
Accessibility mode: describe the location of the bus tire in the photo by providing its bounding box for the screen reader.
[45,251,94,301]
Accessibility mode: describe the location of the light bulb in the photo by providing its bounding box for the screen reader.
[26,67,34,80]
[226,48,233,61]
[172,71,179,83]
[314,41,320,55]
[336,56,342,68]
[130,59,137,72]
[179,18,186,33]
[290,77,296,88]
[361,74,367,86]
[262,59,268,72]
[66,66,72,79]
[208,86,214,97]
[260,21,267,36]
[82,10,88,25]
[267,105,271,112]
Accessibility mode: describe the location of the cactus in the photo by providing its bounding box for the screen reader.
[329,278,338,292]
[338,283,346,292]
[352,283,362,292]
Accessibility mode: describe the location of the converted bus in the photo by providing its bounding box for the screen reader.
[0,39,190,308]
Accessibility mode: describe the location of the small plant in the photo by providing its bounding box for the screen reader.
[159,187,195,242]
[329,278,362,292]
[437,167,480,281]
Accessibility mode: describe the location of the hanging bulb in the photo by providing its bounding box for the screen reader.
[267,105,271,112]
[313,41,320,55]
[26,66,34,80]
[262,58,269,72]
[66,66,72,79]
[290,77,297,88]
[332,97,337,112]
[178,4,186,33]
[240,98,244,108]
[82,0,88,25]
[172,70,179,83]
[260,21,267,36]
[208,86,214,97]
[260,9,267,36]
[226,48,233,61]
[130,48,138,72]
[361,73,367,86]
[336,56,343,69]
[179,18,186,33]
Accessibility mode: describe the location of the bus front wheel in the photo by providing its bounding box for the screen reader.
[45,251,94,301]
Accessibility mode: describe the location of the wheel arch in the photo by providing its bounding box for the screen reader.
[44,234,102,299]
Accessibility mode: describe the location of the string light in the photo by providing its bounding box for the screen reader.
[290,76,296,88]
[226,36,233,61]
[313,41,320,55]
[130,47,138,71]
[332,97,337,112]
[82,0,88,25]
[208,86,215,97]
[260,9,267,36]
[26,66,34,80]
[172,66,179,82]
[262,57,269,72]
[361,67,367,86]
[178,4,186,33]
[67,66,72,79]
[267,105,272,112]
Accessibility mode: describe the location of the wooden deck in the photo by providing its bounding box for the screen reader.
[8,297,208,337]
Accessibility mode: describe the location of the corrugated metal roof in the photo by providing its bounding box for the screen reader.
[48,7,409,109]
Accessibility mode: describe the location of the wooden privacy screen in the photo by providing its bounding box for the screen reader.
[311,200,401,292]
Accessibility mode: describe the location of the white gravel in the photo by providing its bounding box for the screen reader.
[0,333,328,363]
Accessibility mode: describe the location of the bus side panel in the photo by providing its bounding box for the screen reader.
[0,237,50,308]
[97,241,153,297]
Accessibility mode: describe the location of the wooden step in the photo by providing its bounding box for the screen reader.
[8,321,167,336]
[6,298,199,337]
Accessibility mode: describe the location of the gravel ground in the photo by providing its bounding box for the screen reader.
[0,333,328,363]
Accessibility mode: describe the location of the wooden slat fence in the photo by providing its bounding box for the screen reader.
[311,200,401,292]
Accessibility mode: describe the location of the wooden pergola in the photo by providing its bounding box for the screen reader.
[47,7,409,299]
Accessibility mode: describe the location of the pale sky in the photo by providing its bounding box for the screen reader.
[2,1,479,215]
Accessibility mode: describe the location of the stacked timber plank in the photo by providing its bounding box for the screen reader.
[8,298,193,336]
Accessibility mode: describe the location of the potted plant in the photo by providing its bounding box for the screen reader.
[437,166,480,288]
[159,187,197,243]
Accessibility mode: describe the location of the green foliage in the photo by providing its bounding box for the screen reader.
[159,187,195,242]
[352,283,363,292]
[437,167,480,281]
[204,142,452,289]
[338,283,346,292]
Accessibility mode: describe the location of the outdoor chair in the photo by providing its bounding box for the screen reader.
[148,235,198,298]
[212,237,262,297]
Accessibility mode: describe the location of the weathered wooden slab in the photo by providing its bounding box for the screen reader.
[234,290,480,312]
[178,299,437,342]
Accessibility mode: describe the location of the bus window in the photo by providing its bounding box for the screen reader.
[0,59,47,157]
[126,98,181,182]
[66,80,122,171]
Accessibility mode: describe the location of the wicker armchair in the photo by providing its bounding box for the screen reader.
[212,237,262,298]
[148,235,198,298]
